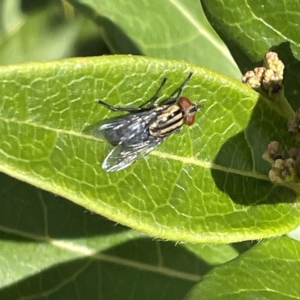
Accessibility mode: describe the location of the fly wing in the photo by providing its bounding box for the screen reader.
[102,137,163,172]
[92,111,158,145]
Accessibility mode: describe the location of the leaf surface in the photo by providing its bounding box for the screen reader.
[0,55,299,243]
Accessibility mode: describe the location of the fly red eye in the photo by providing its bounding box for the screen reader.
[178,97,193,110]
[185,114,195,125]
[178,97,198,125]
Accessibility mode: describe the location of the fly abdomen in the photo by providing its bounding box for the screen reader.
[149,105,184,137]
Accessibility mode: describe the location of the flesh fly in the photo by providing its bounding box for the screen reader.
[92,72,201,172]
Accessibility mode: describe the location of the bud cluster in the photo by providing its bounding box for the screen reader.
[263,141,300,182]
[242,52,284,100]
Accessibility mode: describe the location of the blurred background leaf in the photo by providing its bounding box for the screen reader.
[68,0,241,79]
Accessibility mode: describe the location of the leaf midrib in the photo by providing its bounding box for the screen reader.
[1,115,271,182]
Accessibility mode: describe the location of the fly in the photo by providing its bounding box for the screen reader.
[92,72,201,172]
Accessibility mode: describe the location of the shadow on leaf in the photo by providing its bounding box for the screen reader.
[0,238,204,300]
[69,0,143,55]
[211,92,298,205]
[0,172,128,241]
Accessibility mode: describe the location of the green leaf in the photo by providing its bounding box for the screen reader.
[0,174,138,287]
[0,172,203,299]
[183,243,239,265]
[69,0,241,79]
[201,0,300,62]
[0,3,84,65]
[187,236,300,299]
[1,55,299,243]
[0,0,23,37]
[200,0,300,109]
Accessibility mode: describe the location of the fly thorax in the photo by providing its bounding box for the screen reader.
[149,105,184,137]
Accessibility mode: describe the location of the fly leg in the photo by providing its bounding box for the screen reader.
[160,72,193,105]
[139,77,167,109]
[97,100,143,112]
[97,77,168,112]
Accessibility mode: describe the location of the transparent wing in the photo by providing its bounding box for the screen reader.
[92,111,158,145]
[102,138,163,172]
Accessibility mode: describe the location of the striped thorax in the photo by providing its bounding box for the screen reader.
[149,97,199,138]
